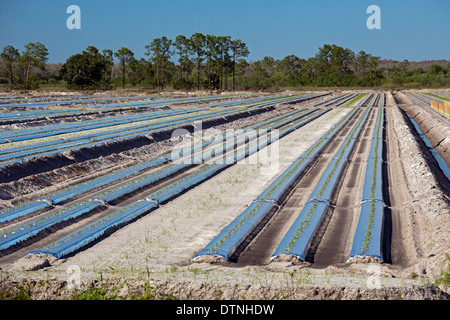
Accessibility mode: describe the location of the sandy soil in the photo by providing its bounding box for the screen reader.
[0,271,448,300]
[385,94,450,278]
[397,91,450,168]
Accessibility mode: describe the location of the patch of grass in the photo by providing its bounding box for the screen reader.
[72,282,118,300]
[67,279,180,300]
[73,284,119,300]
[238,95,303,107]
[0,283,32,300]
[345,93,365,106]
[435,253,450,290]
[136,281,179,300]
[424,93,449,101]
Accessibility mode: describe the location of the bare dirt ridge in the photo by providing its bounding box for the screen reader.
[397,91,450,169]
[0,90,449,300]
[0,275,449,300]
[383,94,449,277]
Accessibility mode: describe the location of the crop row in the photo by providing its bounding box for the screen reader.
[0,107,324,254]
[405,92,430,106]
[0,108,312,224]
[0,163,194,249]
[0,94,157,108]
[312,93,348,107]
[176,108,327,166]
[406,91,448,108]
[0,94,92,104]
[0,94,316,147]
[0,106,248,167]
[28,108,331,258]
[271,106,371,261]
[30,163,228,258]
[0,94,312,165]
[368,94,379,107]
[242,94,327,109]
[0,200,102,251]
[0,94,242,122]
[348,106,385,261]
[0,108,93,122]
[0,93,253,142]
[416,92,445,104]
[407,115,450,180]
[194,107,360,261]
[0,93,234,109]
[227,109,332,165]
[379,93,385,107]
[325,93,356,106]
[198,94,310,109]
[357,94,373,107]
[0,108,195,143]
[333,94,359,106]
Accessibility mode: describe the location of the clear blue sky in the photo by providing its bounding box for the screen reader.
[1,0,449,63]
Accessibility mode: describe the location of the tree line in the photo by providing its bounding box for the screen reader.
[1,42,49,90]
[1,36,449,90]
[57,33,249,91]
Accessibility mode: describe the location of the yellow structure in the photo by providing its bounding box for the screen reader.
[430,99,450,118]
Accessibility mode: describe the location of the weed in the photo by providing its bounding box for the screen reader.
[3,283,33,300]
[136,281,178,300]
[435,253,450,290]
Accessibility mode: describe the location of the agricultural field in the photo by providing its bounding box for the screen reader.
[0,89,449,300]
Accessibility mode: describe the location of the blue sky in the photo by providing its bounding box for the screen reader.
[0,0,449,63]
